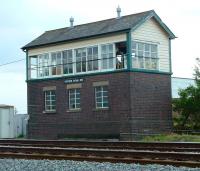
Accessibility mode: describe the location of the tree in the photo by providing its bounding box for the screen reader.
[173,58,200,130]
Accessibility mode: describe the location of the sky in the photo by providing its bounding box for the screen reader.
[0,0,200,113]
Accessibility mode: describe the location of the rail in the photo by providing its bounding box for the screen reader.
[0,139,199,167]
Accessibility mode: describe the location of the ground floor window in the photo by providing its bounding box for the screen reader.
[95,86,108,108]
[68,89,81,110]
[44,90,56,111]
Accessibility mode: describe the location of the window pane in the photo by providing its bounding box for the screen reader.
[101,45,106,54]
[132,42,158,70]
[138,43,143,51]
[87,48,92,55]
[109,44,113,52]
[132,42,136,50]
[145,44,150,51]
[93,61,98,70]
[95,86,108,108]
[69,89,81,110]
[45,90,56,111]
[76,62,81,72]
[103,102,108,107]
[151,44,157,52]
[93,47,98,55]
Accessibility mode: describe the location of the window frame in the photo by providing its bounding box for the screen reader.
[63,49,73,75]
[95,86,109,109]
[100,43,115,71]
[51,51,63,76]
[132,41,159,70]
[68,88,81,110]
[44,90,56,112]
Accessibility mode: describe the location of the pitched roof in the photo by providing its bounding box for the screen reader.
[22,10,175,50]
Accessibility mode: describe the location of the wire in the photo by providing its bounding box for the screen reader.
[0,58,25,67]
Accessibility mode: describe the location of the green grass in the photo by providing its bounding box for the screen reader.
[142,133,200,142]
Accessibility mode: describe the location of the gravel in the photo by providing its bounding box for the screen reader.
[0,159,199,171]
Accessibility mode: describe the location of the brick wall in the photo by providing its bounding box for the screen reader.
[27,72,130,139]
[27,71,172,140]
[120,72,172,140]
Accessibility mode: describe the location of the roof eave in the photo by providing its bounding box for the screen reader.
[21,29,130,51]
[131,10,176,39]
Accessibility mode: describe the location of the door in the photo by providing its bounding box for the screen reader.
[0,109,11,138]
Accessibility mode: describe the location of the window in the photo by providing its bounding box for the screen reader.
[51,52,62,75]
[75,48,86,73]
[29,55,37,79]
[63,50,73,74]
[101,44,114,70]
[38,54,50,77]
[44,90,56,111]
[132,42,158,70]
[87,46,98,71]
[69,89,80,110]
[95,86,108,108]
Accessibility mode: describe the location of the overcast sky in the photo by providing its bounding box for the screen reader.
[0,0,200,113]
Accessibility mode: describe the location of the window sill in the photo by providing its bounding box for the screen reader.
[43,110,56,114]
[67,109,81,113]
[93,107,109,111]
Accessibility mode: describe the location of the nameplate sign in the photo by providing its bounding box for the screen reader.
[64,78,84,84]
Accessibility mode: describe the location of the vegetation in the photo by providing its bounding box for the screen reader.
[142,133,200,142]
[17,134,24,138]
[173,58,200,130]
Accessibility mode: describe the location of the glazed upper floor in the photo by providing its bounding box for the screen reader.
[24,10,175,80]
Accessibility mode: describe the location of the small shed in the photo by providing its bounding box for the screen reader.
[0,105,14,138]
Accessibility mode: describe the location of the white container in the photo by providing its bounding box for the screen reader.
[0,105,14,138]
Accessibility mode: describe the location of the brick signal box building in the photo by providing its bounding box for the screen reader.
[22,9,176,140]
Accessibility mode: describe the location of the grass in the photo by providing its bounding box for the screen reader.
[142,133,200,142]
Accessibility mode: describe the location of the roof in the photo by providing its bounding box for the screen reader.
[0,104,14,108]
[22,10,176,50]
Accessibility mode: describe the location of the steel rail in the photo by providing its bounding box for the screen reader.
[0,146,199,168]
[0,140,200,152]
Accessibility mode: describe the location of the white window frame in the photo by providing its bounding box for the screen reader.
[87,45,99,72]
[51,51,63,76]
[100,43,115,71]
[132,41,159,70]
[69,88,81,110]
[44,90,56,112]
[63,49,73,75]
[95,86,109,109]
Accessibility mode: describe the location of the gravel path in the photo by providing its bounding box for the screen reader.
[0,159,199,171]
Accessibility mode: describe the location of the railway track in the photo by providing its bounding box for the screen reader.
[0,139,199,167]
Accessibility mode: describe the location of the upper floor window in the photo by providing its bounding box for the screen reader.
[101,44,114,70]
[51,52,62,75]
[75,48,87,73]
[28,42,127,80]
[87,46,98,71]
[38,54,49,77]
[132,41,158,70]
[63,50,73,74]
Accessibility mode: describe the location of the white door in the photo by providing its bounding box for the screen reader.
[0,109,11,138]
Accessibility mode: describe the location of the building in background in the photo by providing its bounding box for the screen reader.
[0,105,14,138]
[171,77,195,98]
[0,104,28,138]
[22,9,176,140]
[14,114,29,137]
